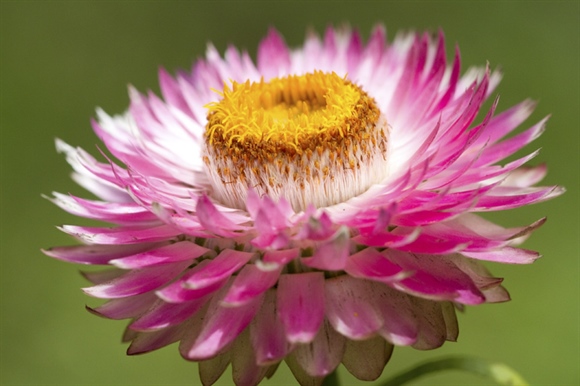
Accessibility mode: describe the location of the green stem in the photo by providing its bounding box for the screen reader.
[321,368,340,386]
[380,356,528,386]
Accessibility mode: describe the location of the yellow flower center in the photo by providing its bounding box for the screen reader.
[203,71,388,211]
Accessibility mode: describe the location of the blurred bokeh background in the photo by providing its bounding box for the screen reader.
[1,1,578,385]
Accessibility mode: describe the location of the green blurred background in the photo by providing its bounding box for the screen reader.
[1,1,578,385]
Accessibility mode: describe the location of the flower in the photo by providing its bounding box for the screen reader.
[44,25,563,386]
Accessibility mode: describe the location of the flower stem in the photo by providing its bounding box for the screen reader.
[380,356,529,386]
[321,368,340,386]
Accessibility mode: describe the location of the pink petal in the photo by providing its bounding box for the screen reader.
[184,249,254,289]
[250,290,291,366]
[127,321,190,355]
[297,212,335,241]
[83,261,191,299]
[157,278,226,304]
[47,193,157,224]
[110,241,208,269]
[87,292,157,320]
[369,284,419,346]
[474,186,564,211]
[158,67,192,116]
[503,164,547,188]
[59,224,181,244]
[156,261,227,303]
[130,297,209,332]
[183,284,263,360]
[257,28,291,79]
[195,195,246,237]
[302,227,350,271]
[346,28,363,73]
[81,268,124,284]
[42,242,162,265]
[257,248,299,271]
[344,248,407,283]
[463,247,541,264]
[277,272,325,344]
[387,250,486,304]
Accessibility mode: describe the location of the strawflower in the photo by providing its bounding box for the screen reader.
[44,26,563,385]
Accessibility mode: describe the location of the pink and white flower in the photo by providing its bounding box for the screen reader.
[44,26,562,385]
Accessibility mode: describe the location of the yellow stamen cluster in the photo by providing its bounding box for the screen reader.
[203,71,388,211]
[206,71,364,154]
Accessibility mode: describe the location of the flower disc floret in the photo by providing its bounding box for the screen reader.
[204,71,388,211]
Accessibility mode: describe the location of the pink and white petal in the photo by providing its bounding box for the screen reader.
[289,320,346,377]
[474,117,547,167]
[257,28,291,79]
[503,164,548,188]
[157,275,226,304]
[129,296,209,332]
[393,232,469,255]
[257,248,300,271]
[250,290,291,366]
[127,320,190,355]
[47,193,158,224]
[184,284,263,360]
[474,186,563,212]
[246,189,293,229]
[158,67,192,116]
[184,249,254,290]
[344,247,408,283]
[454,258,509,304]
[70,171,129,204]
[59,224,181,245]
[277,272,325,344]
[449,255,505,292]
[87,292,157,320]
[80,268,124,285]
[463,247,541,264]
[55,139,129,199]
[297,212,336,241]
[387,250,486,305]
[83,261,191,299]
[42,242,162,265]
[370,284,419,346]
[110,241,208,269]
[302,227,350,271]
[222,264,282,306]
[342,336,393,381]
[195,195,247,237]
[353,227,421,248]
[324,276,383,340]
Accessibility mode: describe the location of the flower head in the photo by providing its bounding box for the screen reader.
[44,26,563,385]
